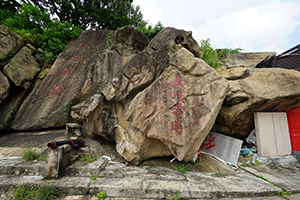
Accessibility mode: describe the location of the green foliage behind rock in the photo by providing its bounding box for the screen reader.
[200,38,243,69]
[0,3,83,63]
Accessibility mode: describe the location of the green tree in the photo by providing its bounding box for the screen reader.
[23,0,143,30]
[1,3,82,56]
[135,20,164,40]
[200,38,243,69]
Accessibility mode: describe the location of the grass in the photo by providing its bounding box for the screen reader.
[81,153,97,163]
[167,191,180,200]
[89,171,103,184]
[174,163,192,174]
[21,146,40,161]
[13,185,61,200]
[20,146,48,162]
[97,192,107,199]
[256,175,292,197]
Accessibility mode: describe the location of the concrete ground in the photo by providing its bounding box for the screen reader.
[0,129,299,200]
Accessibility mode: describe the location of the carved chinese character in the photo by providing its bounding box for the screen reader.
[60,66,74,77]
[76,42,89,50]
[68,54,81,63]
[47,83,64,96]
[170,119,183,134]
[172,76,183,87]
[172,103,183,118]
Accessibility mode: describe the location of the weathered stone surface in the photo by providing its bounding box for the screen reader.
[0,25,24,61]
[87,26,226,164]
[218,66,249,80]
[11,26,148,130]
[221,52,276,69]
[0,71,10,104]
[214,68,300,139]
[0,86,29,130]
[102,27,202,104]
[255,54,275,68]
[3,44,40,88]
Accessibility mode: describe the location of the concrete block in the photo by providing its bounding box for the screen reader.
[200,132,243,165]
[254,112,292,157]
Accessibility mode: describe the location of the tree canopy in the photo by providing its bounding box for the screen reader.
[4,0,144,30]
[0,0,164,62]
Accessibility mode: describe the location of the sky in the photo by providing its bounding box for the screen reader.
[133,0,300,54]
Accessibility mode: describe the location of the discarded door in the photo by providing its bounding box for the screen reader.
[254,112,292,157]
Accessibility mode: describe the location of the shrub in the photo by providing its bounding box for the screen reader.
[200,38,243,69]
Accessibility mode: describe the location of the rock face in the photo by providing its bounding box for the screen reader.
[0,25,24,61]
[214,68,300,139]
[11,26,149,130]
[3,44,40,89]
[0,71,10,104]
[81,28,228,164]
[221,52,276,69]
[218,66,248,80]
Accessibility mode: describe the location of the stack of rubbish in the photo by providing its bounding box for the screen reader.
[239,129,258,166]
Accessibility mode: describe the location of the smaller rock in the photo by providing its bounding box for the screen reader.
[218,66,248,80]
[66,123,83,137]
[3,46,40,88]
[0,25,25,60]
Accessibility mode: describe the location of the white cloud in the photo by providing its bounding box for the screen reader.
[133,0,300,53]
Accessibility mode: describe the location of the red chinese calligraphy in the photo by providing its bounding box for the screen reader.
[47,83,64,96]
[172,76,183,87]
[164,82,168,106]
[170,76,184,134]
[68,54,81,63]
[170,119,183,134]
[201,133,216,150]
[76,42,89,50]
[192,98,204,125]
[172,89,183,102]
[172,103,183,118]
[60,66,74,77]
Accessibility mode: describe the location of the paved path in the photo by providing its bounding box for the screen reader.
[0,130,299,199]
[0,157,299,199]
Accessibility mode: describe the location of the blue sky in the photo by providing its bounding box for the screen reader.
[133,0,300,54]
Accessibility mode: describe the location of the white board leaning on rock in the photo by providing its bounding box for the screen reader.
[254,112,292,157]
[200,132,243,166]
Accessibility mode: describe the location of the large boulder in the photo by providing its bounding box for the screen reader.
[0,71,10,105]
[11,26,149,130]
[3,44,40,89]
[221,52,276,69]
[0,25,25,61]
[214,68,300,139]
[81,28,227,164]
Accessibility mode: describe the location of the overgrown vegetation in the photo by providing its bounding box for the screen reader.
[200,38,243,69]
[13,185,61,200]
